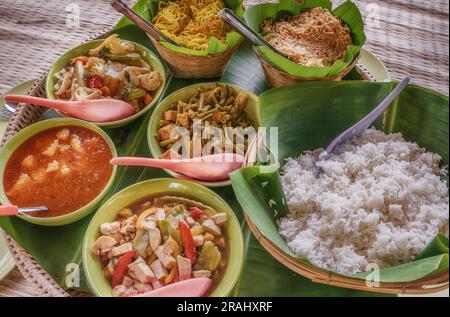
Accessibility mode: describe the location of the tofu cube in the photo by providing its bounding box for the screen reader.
[177,255,192,281]
[202,219,221,236]
[111,242,133,257]
[164,110,178,122]
[193,235,204,247]
[193,270,211,278]
[155,241,176,268]
[150,259,168,280]
[176,113,189,127]
[158,124,175,141]
[148,228,162,251]
[100,221,121,235]
[134,262,155,283]
[210,213,228,225]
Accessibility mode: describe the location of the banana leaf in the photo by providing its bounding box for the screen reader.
[0,10,385,297]
[230,81,449,283]
[244,0,366,78]
[115,0,243,57]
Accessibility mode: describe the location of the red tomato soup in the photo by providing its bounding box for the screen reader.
[3,126,113,217]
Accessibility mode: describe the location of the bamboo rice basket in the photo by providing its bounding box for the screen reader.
[241,130,449,295]
[253,47,361,88]
[148,36,243,78]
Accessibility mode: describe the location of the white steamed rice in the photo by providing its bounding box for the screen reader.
[279,128,449,275]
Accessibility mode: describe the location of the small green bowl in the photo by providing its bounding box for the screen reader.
[0,118,117,226]
[83,178,244,297]
[147,82,261,187]
[45,39,167,129]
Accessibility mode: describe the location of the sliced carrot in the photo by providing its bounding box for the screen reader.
[164,263,178,284]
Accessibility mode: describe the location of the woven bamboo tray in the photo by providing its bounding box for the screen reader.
[0,25,444,296]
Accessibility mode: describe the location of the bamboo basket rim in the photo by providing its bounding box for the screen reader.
[253,46,361,81]
[244,214,449,295]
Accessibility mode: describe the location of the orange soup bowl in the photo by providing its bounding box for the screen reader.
[0,118,118,226]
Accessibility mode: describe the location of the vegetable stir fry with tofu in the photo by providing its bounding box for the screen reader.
[92,195,229,297]
[157,84,254,159]
[53,34,162,113]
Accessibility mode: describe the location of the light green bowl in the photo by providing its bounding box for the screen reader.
[83,178,244,297]
[45,39,167,129]
[147,82,261,187]
[0,118,117,226]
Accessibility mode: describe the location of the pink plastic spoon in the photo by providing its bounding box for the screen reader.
[110,153,244,182]
[135,278,212,297]
[0,205,48,217]
[4,95,136,123]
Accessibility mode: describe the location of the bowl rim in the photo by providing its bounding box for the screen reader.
[44,39,167,128]
[0,118,118,226]
[82,178,245,297]
[147,82,261,187]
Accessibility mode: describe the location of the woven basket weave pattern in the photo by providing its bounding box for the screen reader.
[0,0,448,296]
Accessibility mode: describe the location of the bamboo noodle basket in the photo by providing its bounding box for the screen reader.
[253,47,361,88]
[241,131,449,295]
[148,36,243,78]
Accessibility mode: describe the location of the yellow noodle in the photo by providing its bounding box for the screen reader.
[152,0,231,51]
[262,7,352,67]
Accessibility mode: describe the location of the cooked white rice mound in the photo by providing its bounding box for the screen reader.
[279,128,449,275]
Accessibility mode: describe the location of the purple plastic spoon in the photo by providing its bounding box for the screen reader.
[315,77,410,176]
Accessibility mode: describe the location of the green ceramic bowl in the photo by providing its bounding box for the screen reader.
[83,178,244,297]
[0,118,117,226]
[147,82,261,187]
[45,39,167,129]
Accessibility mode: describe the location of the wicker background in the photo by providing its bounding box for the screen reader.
[0,0,448,296]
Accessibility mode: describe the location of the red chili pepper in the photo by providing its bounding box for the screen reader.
[89,76,103,89]
[112,250,136,287]
[179,220,196,264]
[72,56,89,65]
[188,207,204,220]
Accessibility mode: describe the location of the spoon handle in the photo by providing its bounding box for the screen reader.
[0,205,19,216]
[218,8,285,56]
[110,157,174,169]
[110,0,179,46]
[324,77,410,155]
[4,95,70,112]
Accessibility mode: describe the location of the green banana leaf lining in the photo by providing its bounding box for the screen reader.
[244,0,366,78]
[230,81,449,283]
[115,0,244,57]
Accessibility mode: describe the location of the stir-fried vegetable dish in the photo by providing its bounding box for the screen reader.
[157,84,254,159]
[53,34,162,113]
[92,195,229,297]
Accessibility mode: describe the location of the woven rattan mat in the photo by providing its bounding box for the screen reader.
[0,0,448,297]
